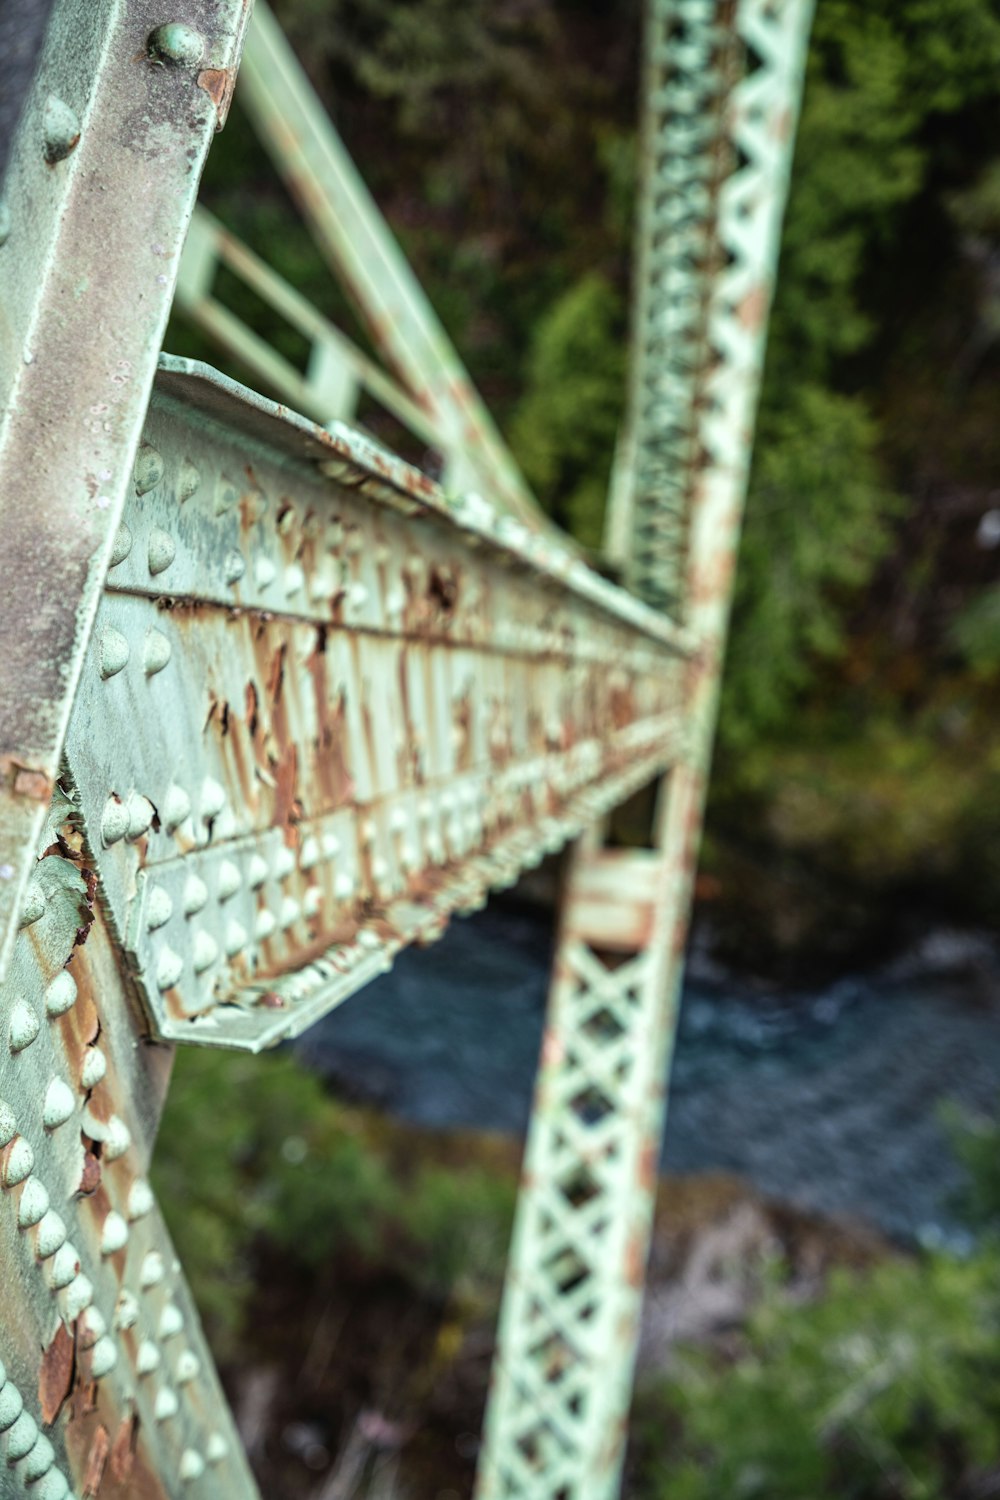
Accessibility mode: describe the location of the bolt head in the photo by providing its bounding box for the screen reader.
[147,22,205,67]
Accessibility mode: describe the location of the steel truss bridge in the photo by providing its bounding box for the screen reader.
[0,1,812,1495]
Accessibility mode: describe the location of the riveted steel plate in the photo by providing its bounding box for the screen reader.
[61,358,688,1051]
[0,0,252,982]
[0,794,256,1498]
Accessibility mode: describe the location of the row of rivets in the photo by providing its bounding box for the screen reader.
[0,1357,70,1497]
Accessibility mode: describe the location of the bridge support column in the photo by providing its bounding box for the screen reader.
[477,0,814,1493]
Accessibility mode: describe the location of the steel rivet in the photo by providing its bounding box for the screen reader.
[90,1337,117,1379]
[99,627,130,679]
[46,1243,80,1291]
[206,1434,228,1464]
[217,860,241,900]
[254,909,276,941]
[183,873,208,914]
[21,1431,54,1481]
[248,854,269,888]
[178,459,201,500]
[140,1251,165,1288]
[33,1468,69,1500]
[80,1047,106,1089]
[333,872,354,902]
[126,791,155,839]
[101,1211,128,1255]
[156,945,183,992]
[254,556,276,589]
[146,885,173,931]
[46,970,77,1017]
[19,879,46,928]
[134,443,164,495]
[17,1176,49,1228]
[101,795,129,845]
[0,1101,14,1147]
[78,1307,106,1350]
[115,1291,139,1331]
[127,1179,155,1222]
[159,1303,183,1340]
[213,477,237,515]
[103,1115,131,1161]
[155,1387,179,1422]
[144,627,172,674]
[0,1382,23,1432]
[200,777,226,821]
[35,1211,67,1260]
[9,1000,39,1052]
[180,1449,205,1482]
[42,1079,75,1129]
[164,784,192,832]
[223,550,245,584]
[284,563,305,596]
[224,920,247,957]
[279,898,299,930]
[192,930,218,973]
[274,846,295,881]
[110,523,132,567]
[42,95,80,164]
[62,1273,94,1322]
[137,1341,160,1375]
[175,1350,199,1384]
[6,1409,38,1462]
[148,527,176,575]
[303,887,322,919]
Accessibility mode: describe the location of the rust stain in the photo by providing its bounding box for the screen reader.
[196,67,236,130]
[737,282,768,331]
[109,1412,138,1484]
[78,1150,101,1196]
[39,1320,75,1425]
[82,1423,110,1497]
[625,1231,645,1289]
[13,767,52,801]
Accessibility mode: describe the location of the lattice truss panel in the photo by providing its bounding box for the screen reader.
[611,0,736,614]
[59,359,688,1053]
[477,845,671,1500]
[477,1,814,1496]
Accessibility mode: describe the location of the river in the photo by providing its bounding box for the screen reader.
[295,899,1000,1246]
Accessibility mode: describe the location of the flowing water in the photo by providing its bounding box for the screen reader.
[295,901,1000,1245]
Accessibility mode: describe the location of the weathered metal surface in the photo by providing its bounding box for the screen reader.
[477,2,814,1495]
[61,356,689,1052]
[0,0,253,983]
[236,0,545,526]
[0,791,256,1498]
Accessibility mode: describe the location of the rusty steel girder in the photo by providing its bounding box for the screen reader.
[59,357,691,1052]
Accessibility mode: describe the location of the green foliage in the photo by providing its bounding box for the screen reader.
[632,1248,1000,1500]
[153,1047,515,1358]
[719,0,1000,748]
[723,387,897,746]
[948,585,1000,675]
[509,274,626,547]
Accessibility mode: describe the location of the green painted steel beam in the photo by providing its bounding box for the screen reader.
[61,355,690,1053]
[0,0,253,983]
[236,1,546,528]
[176,206,446,453]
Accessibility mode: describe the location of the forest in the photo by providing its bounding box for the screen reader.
[157,0,1000,1495]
